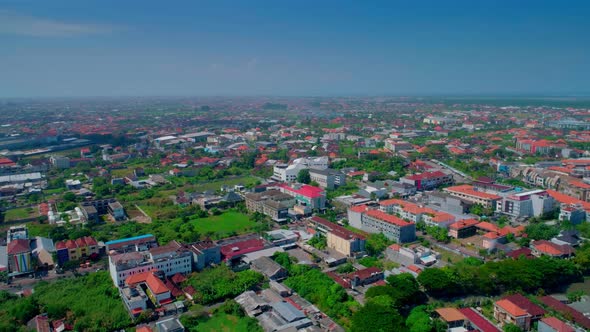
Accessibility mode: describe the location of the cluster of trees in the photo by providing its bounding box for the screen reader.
[182,265,264,304]
[308,234,327,250]
[417,256,581,298]
[424,225,450,243]
[331,155,407,178]
[366,233,394,256]
[0,272,131,332]
[273,252,358,325]
[351,273,444,332]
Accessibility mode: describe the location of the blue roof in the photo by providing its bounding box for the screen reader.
[105,234,154,245]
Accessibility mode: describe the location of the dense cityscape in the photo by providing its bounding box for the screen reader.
[0,96,589,332]
[2,0,590,331]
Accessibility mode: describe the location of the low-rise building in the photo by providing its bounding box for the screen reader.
[277,183,326,210]
[109,240,192,287]
[400,171,453,191]
[250,256,288,281]
[530,240,575,258]
[348,205,416,243]
[448,219,480,239]
[55,236,99,265]
[386,243,440,266]
[307,216,366,257]
[444,184,501,209]
[185,238,220,271]
[309,168,346,189]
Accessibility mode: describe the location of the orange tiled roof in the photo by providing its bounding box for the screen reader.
[445,185,502,200]
[496,299,528,317]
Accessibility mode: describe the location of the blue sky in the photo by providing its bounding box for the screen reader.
[0,0,589,97]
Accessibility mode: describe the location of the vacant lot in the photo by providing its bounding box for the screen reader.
[191,211,256,236]
[3,207,38,222]
[195,313,260,332]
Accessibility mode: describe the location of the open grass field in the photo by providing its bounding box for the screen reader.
[196,313,260,332]
[3,207,38,221]
[191,211,256,236]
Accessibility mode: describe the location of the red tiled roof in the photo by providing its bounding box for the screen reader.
[444,184,502,200]
[495,299,528,317]
[540,317,575,332]
[476,222,500,233]
[220,238,265,260]
[546,190,590,210]
[136,326,154,332]
[146,273,170,294]
[458,308,501,332]
[507,247,533,259]
[309,216,365,240]
[532,240,574,256]
[278,183,325,198]
[504,294,545,317]
[7,239,30,255]
[407,265,422,274]
[349,205,368,213]
[404,170,447,181]
[347,267,382,281]
[365,209,413,227]
[539,296,590,330]
[449,218,479,230]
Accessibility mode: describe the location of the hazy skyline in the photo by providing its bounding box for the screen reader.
[1,0,589,98]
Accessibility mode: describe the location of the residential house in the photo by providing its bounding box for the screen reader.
[458,307,501,332]
[530,240,575,258]
[435,308,466,330]
[250,256,288,281]
[55,236,99,265]
[7,239,32,275]
[538,317,575,332]
[494,294,545,331]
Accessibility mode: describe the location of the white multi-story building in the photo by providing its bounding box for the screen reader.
[272,156,329,182]
[109,240,192,286]
[496,189,555,219]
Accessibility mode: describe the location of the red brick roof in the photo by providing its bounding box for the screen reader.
[495,299,528,317]
[540,317,575,332]
[458,308,500,332]
[503,294,545,317]
[347,267,382,281]
[365,209,413,227]
[539,296,590,330]
[220,238,265,260]
[7,239,30,255]
[449,218,480,230]
[445,184,502,200]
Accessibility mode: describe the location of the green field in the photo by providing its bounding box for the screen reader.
[195,313,261,332]
[191,211,256,236]
[3,207,36,221]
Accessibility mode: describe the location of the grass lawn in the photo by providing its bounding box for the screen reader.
[191,211,256,236]
[3,207,36,221]
[194,313,260,332]
[566,276,590,295]
[437,247,465,265]
[24,222,54,237]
